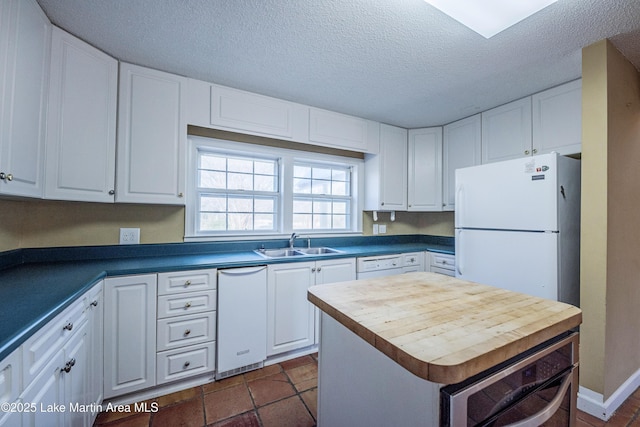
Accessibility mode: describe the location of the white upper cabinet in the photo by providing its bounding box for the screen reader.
[308,108,380,154]
[116,62,187,204]
[442,114,482,211]
[364,124,407,211]
[532,79,582,156]
[45,27,118,203]
[481,97,532,164]
[0,0,50,198]
[407,127,443,211]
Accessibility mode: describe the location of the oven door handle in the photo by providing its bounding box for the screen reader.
[505,370,573,427]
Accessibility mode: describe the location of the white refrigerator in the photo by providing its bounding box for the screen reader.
[455,153,580,305]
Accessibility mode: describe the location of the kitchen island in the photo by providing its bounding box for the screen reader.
[308,272,582,426]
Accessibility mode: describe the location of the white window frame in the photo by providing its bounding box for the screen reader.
[185,135,363,241]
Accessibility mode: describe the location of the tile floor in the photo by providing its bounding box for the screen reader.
[94,353,640,427]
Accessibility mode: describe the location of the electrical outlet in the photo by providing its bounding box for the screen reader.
[373,224,379,235]
[379,224,387,234]
[119,228,140,245]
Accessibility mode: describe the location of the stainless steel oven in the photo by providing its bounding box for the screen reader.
[441,332,579,427]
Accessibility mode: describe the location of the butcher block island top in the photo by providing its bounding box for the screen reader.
[307,271,582,385]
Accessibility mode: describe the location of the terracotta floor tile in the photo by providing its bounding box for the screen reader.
[577,409,607,427]
[156,386,202,407]
[285,362,318,392]
[151,397,205,427]
[247,372,297,407]
[258,396,315,427]
[203,375,244,394]
[204,383,254,424]
[94,412,152,427]
[280,355,315,371]
[94,403,151,424]
[300,388,318,420]
[209,410,261,427]
[243,364,282,382]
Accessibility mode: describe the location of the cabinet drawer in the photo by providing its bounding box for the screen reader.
[157,291,217,319]
[0,347,21,405]
[403,252,424,268]
[157,312,216,352]
[157,269,217,295]
[431,254,455,271]
[22,298,87,385]
[156,342,215,385]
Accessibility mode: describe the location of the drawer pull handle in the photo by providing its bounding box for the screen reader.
[63,322,73,331]
[90,300,98,307]
[185,302,192,308]
[184,329,191,336]
[183,361,190,368]
[61,358,76,373]
[184,280,191,287]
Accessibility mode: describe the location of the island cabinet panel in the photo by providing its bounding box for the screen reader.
[104,274,157,398]
[45,26,118,203]
[116,62,187,204]
[0,0,50,198]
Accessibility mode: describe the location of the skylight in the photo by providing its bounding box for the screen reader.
[424,0,559,38]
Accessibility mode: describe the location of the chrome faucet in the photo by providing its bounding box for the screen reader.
[289,233,299,248]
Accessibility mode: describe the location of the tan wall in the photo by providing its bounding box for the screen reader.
[580,39,640,399]
[362,211,454,237]
[0,199,184,250]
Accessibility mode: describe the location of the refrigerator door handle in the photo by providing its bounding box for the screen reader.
[456,229,463,276]
[455,184,464,225]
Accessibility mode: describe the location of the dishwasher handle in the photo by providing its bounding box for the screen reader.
[218,266,267,276]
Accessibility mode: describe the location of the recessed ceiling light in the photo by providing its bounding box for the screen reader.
[424,0,559,38]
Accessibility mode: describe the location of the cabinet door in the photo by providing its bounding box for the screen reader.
[45,26,117,202]
[308,108,380,153]
[407,127,443,211]
[532,79,581,156]
[0,0,50,197]
[314,258,356,344]
[364,124,407,211]
[86,283,103,422]
[116,63,186,204]
[61,319,89,427]
[0,347,21,427]
[481,97,532,163]
[104,274,157,398]
[267,262,315,356]
[21,351,65,427]
[442,114,481,211]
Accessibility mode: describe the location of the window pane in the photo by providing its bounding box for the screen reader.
[294,165,311,178]
[333,201,348,214]
[200,154,226,171]
[200,213,226,231]
[255,214,274,230]
[293,178,312,194]
[199,170,226,189]
[293,214,312,229]
[314,200,331,214]
[333,215,347,229]
[228,172,253,190]
[312,180,331,195]
[254,198,274,213]
[255,175,276,192]
[312,167,332,180]
[293,199,312,213]
[332,181,347,196]
[228,213,253,230]
[228,158,253,173]
[228,197,252,212]
[201,195,226,212]
[313,214,331,229]
[332,169,348,181]
[255,161,274,175]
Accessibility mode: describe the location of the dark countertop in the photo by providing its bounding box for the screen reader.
[0,234,453,361]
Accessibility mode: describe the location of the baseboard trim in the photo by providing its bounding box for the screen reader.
[578,367,640,420]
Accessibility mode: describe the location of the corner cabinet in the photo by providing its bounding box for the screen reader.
[45,26,118,202]
[364,124,408,211]
[442,114,481,211]
[0,0,50,198]
[116,63,187,204]
[407,127,443,211]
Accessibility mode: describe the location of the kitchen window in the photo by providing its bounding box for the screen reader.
[186,136,363,240]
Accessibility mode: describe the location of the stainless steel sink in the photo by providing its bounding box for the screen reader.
[254,246,342,258]
[254,248,305,258]
[299,247,342,255]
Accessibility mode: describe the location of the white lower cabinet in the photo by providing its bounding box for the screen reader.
[267,258,355,356]
[0,348,22,427]
[103,274,157,399]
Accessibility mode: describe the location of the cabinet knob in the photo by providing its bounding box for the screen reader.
[184,302,192,308]
[317,267,321,272]
[0,172,13,182]
[90,300,98,307]
[178,192,184,198]
[184,329,191,336]
[184,280,191,287]
[524,150,530,155]
[63,322,73,331]
[532,148,538,154]
[311,267,316,273]
[61,358,76,373]
[381,202,385,206]
[108,190,115,195]
[183,361,191,368]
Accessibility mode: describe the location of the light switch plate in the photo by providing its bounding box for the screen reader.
[119,228,140,244]
[379,224,387,234]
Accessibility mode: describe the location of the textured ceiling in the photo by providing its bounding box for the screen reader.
[36,0,640,128]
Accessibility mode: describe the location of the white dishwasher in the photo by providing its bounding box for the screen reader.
[356,254,403,279]
[217,266,267,379]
